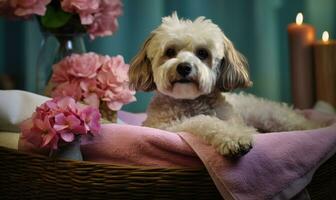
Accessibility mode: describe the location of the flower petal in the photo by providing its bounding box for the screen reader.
[41,130,56,147]
[84,93,100,108]
[66,115,81,128]
[60,132,75,142]
[53,124,68,131]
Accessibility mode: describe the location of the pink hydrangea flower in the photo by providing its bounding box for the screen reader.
[80,106,101,134]
[103,87,136,111]
[50,52,136,113]
[60,0,122,39]
[54,113,86,134]
[60,0,99,25]
[96,55,136,111]
[98,55,129,87]
[79,79,102,108]
[87,0,123,39]
[51,81,82,101]
[10,0,51,16]
[51,59,72,83]
[20,97,101,150]
[67,53,103,78]
[1,0,122,39]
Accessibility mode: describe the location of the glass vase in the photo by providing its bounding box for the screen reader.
[50,135,83,161]
[35,32,86,95]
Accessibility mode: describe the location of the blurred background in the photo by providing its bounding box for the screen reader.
[0,0,335,112]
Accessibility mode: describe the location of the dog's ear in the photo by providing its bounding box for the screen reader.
[218,36,252,91]
[129,34,156,91]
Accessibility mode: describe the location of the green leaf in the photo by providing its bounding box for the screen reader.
[40,6,72,29]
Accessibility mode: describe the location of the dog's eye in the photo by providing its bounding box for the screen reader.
[196,48,209,60]
[165,48,176,58]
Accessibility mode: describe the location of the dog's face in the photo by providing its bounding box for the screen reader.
[129,13,252,99]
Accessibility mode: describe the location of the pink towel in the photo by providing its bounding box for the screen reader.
[178,110,336,199]
[18,110,202,167]
[81,124,203,167]
[18,110,336,200]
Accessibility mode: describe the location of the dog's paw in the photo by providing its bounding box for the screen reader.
[228,143,253,159]
[213,133,254,158]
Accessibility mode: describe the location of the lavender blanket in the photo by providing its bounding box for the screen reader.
[18,110,336,200]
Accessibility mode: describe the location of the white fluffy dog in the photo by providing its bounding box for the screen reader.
[128,13,320,157]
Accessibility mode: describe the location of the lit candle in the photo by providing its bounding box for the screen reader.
[313,31,336,108]
[322,31,329,42]
[287,13,316,109]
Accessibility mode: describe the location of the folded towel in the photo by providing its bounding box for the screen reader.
[0,90,49,132]
[178,115,336,200]
[2,90,336,200]
[19,123,203,167]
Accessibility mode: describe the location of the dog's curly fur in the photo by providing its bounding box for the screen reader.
[128,13,321,157]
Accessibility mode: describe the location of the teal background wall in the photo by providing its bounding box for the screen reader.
[0,0,335,112]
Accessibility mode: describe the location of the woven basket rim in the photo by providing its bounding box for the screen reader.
[0,146,204,171]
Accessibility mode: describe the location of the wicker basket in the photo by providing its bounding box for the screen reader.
[0,146,335,200]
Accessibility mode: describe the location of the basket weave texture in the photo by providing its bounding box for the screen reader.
[0,146,336,200]
[0,147,221,200]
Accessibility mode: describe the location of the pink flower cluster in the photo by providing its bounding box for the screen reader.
[61,0,123,39]
[20,97,101,150]
[0,0,51,17]
[0,0,122,39]
[51,52,136,111]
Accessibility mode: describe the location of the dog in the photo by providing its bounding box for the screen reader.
[128,13,321,157]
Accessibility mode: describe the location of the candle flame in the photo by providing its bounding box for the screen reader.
[296,13,303,25]
[322,31,329,42]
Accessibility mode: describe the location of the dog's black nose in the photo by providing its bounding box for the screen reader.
[177,62,192,77]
